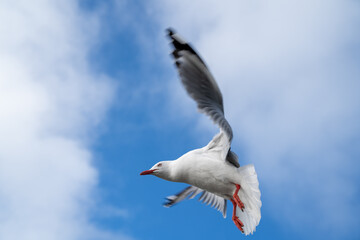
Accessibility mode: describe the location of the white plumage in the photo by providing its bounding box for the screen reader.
[140,29,261,235]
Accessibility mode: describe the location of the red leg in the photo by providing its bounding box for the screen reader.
[230,199,244,233]
[233,184,245,211]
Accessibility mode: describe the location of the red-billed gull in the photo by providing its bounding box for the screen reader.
[140,28,261,235]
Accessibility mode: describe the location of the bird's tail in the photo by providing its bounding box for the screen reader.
[235,164,262,235]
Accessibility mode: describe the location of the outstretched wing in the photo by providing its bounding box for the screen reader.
[164,185,227,218]
[167,28,233,142]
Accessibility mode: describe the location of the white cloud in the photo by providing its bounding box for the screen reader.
[0,0,129,239]
[153,0,360,238]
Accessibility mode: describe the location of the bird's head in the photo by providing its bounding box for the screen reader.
[140,161,173,181]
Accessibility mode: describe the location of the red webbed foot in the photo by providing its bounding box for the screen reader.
[233,184,245,212]
[230,198,245,233]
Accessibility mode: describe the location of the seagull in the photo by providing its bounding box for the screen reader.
[140,28,261,235]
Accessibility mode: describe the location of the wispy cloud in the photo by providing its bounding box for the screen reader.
[153,0,360,238]
[0,1,130,239]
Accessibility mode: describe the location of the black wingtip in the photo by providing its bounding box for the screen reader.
[166,28,175,37]
[163,197,175,208]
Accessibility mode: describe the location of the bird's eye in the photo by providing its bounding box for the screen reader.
[157,163,162,167]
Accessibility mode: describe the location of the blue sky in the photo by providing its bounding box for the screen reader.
[0,0,359,239]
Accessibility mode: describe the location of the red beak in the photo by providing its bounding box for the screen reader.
[140,169,156,175]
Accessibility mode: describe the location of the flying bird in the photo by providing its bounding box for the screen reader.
[140,29,261,235]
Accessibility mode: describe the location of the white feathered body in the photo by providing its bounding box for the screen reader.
[169,131,262,235]
[172,149,238,199]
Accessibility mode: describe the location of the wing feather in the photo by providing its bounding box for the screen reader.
[167,28,233,141]
[164,186,227,218]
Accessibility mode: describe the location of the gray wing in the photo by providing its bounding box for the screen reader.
[163,185,227,218]
[167,28,233,142]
